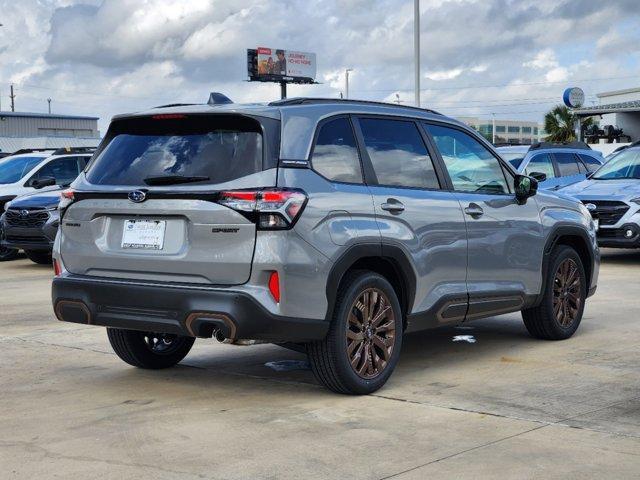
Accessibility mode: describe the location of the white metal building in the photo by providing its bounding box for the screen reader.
[0,111,100,154]
[574,87,640,143]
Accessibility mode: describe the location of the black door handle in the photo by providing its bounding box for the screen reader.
[464,203,484,218]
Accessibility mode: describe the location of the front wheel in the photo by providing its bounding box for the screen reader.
[107,328,195,369]
[307,271,403,395]
[522,245,587,340]
[24,250,52,265]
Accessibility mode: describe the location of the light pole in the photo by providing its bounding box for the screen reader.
[492,112,496,144]
[47,98,51,114]
[414,0,420,107]
[345,68,353,99]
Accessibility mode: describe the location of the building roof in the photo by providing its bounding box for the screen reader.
[596,87,640,98]
[0,136,100,154]
[573,100,640,116]
[0,111,99,121]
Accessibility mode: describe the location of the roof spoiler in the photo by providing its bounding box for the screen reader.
[207,92,233,105]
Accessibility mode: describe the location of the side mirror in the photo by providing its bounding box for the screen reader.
[31,176,56,189]
[529,171,547,183]
[515,174,538,202]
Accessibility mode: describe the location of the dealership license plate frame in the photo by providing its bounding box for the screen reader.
[122,219,166,250]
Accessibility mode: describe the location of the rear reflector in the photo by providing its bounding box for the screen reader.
[268,271,280,303]
[53,258,61,277]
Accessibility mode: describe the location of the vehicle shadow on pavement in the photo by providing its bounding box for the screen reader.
[599,248,640,265]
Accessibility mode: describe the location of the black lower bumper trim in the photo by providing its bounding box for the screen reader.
[52,276,328,342]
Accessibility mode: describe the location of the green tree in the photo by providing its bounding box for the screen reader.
[543,105,591,142]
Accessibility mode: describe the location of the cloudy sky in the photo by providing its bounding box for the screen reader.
[1,0,639,133]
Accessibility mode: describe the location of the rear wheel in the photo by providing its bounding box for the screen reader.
[522,245,586,340]
[307,271,403,394]
[107,328,195,369]
[0,245,19,262]
[24,250,52,265]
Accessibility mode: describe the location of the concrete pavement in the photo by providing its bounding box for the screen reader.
[1,250,639,479]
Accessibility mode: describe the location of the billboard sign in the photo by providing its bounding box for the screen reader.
[250,47,316,83]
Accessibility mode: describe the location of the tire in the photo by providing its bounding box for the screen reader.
[107,328,195,369]
[24,250,52,265]
[0,245,19,262]
[522,245,587,340]
[307,270,403,395]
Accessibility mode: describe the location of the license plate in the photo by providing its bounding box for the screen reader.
[122,220,166,250]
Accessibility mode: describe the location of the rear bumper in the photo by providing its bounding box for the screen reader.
[52,275,329,342]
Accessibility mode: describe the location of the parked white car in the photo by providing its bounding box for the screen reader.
[0,148,94,212]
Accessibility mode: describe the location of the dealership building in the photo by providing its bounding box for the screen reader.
[574,87,640,144]
[0,111,100,154]
[457,116,545,144]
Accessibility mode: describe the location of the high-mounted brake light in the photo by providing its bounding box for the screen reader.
[151,114,187,120]
[217,189,307,230]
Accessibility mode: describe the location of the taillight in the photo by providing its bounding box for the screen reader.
[53,258,62,277]
[217,189,307,230]
[268,271,280,303]
[59,189,75,212]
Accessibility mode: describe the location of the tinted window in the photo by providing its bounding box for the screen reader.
[592,149,640,179]
[425,123,510,194]
[31,157,80,186]
[525,154,555,178]
[0,156,45,184]
[359,118,439,189]
[555,153,581,176]
[87,116,262,186]
[311,118,362,183]
[578,154,601,172]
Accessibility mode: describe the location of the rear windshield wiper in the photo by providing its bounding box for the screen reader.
[143,175,210,186]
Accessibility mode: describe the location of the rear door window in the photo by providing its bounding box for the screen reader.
[87,115,264,186]
[554,152,581,176]
[359,118,440,189]
[311,117,362,183]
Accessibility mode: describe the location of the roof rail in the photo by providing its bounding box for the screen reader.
[494,142,525,147]
[530,141,592,151]
[608,140,640,154]
[10,148,57,155]
[268,97,442,115]
[51,146,97,155]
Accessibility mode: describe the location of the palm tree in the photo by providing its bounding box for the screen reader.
[543,105,591,142]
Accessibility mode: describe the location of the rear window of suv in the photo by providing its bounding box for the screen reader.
[86,115,265,186]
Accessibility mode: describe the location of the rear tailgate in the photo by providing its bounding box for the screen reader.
[59,112,279,285]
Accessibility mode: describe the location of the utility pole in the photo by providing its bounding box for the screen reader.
[47,98,51,114]
[492,113,496,144]
[414,0,420,107]
[395,93,402,105]
[345,68,353,99]
[10,84,15,112]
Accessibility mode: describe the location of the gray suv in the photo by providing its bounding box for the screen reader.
[52,98,599,394]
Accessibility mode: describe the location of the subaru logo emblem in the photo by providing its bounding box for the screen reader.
[128,190,146,203]
[585,203,597,212]
[20,209,29,218]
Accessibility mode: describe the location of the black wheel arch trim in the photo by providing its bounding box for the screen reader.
[536,224,595,306]
[325,242,417,322]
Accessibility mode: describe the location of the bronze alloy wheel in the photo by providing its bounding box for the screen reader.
[552,258,582,327]
[346,288,396,379]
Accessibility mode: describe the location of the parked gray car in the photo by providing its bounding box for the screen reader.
[497,142,604,190]
[560,142,640,248]
[51,98,599,394]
